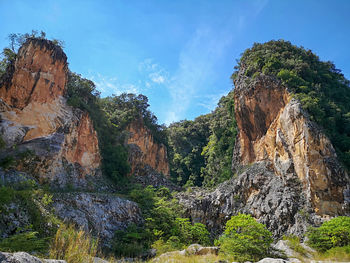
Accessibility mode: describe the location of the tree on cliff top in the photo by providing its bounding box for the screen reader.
[233,40,350,170]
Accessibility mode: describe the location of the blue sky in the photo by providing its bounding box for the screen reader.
[1,0,349,125]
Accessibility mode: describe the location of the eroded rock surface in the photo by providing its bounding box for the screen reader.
[53,192,142,244]
[0,38,101,188]
[0,251,66,263]
[178,72,349,239]
[126,119,175,189]
[127,119,169,176]
[233,73,349,215]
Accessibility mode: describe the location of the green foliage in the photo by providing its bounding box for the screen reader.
[113,185,210,257]
[167,114,211,186]
[0,156,15,170]
[100,93,167,145]
[216,213,273,262]
[201,92,237,187]
[307,216,350,252]
[0,231,49,254]
[167,92,237,188]
[0,182,60,254]
[112,223,150,257]
[66,72,130,184]
[233,40,350,170]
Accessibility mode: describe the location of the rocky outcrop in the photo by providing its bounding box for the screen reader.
[178,72,349,239]
[0,38,101,188]
[53,192,142,245]
[0,251,66,263]
[233,73,349,216]
[178,161,320,238]
[127,119,170,181]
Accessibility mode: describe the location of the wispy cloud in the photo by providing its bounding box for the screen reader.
[163,27,232,124]
[196,92,228,111]
[139,59,169,85]
[88,73,139,96]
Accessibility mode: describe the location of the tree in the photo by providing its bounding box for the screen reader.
[307,216,350,252]
[216,214,273,262]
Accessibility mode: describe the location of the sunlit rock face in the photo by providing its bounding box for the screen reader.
[178,70,349,239]
[127,119,170,176]
[233,72,349,216]
[0,38,101,188]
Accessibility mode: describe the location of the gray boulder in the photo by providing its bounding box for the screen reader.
[53,192,143,245]
[0,251,66,263]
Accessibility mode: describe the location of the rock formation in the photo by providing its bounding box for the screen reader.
[126,119,176,189]
[0,38,101,188]
[178,71,350,238]
[233,73,349,215]
[127,119,169,176]
[0,251,66,263]
[53,192,142,244]
[0,39,142,246]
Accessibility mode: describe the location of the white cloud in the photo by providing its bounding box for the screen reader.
[139,59,169,85]
[88,73,139,96]
[163,27,233,124]
[149,72,166,84]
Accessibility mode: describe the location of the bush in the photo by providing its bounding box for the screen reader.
[216,213,273,262]
[49,224,98,263]
[307,216,350,252]
[113,186,211,257]
[0,232,49,254]
[112,223,150,258]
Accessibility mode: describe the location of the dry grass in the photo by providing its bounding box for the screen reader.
[49,224,98,263]
[312,246,350,262]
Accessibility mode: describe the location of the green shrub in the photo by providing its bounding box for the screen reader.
[112,223,150,258]
[113,186,210,257]
[0,185,59,252]
[307,216,350,252]
[216,213,273,262]
[0,232,49,254]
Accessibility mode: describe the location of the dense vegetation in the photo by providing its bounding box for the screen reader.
[167,92,237,187]
[112,185,210,257]
[0,178,59,254]
[232,40,350,170]
[307,216,350,252]
[216,214,273,262]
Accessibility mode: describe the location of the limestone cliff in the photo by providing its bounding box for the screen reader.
[233,72,349,216]
[0,38,101,187]
[127,119,170,177]
[178,71,350,238]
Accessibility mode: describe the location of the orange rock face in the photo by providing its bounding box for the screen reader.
[0,39,67,109]
[63,112,101,175]
[234,74,349,216]
[127,120,170,176]
[0,39,101,185]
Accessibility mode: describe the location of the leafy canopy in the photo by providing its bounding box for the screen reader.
[307,216,350,252]
[216,213,273,262]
